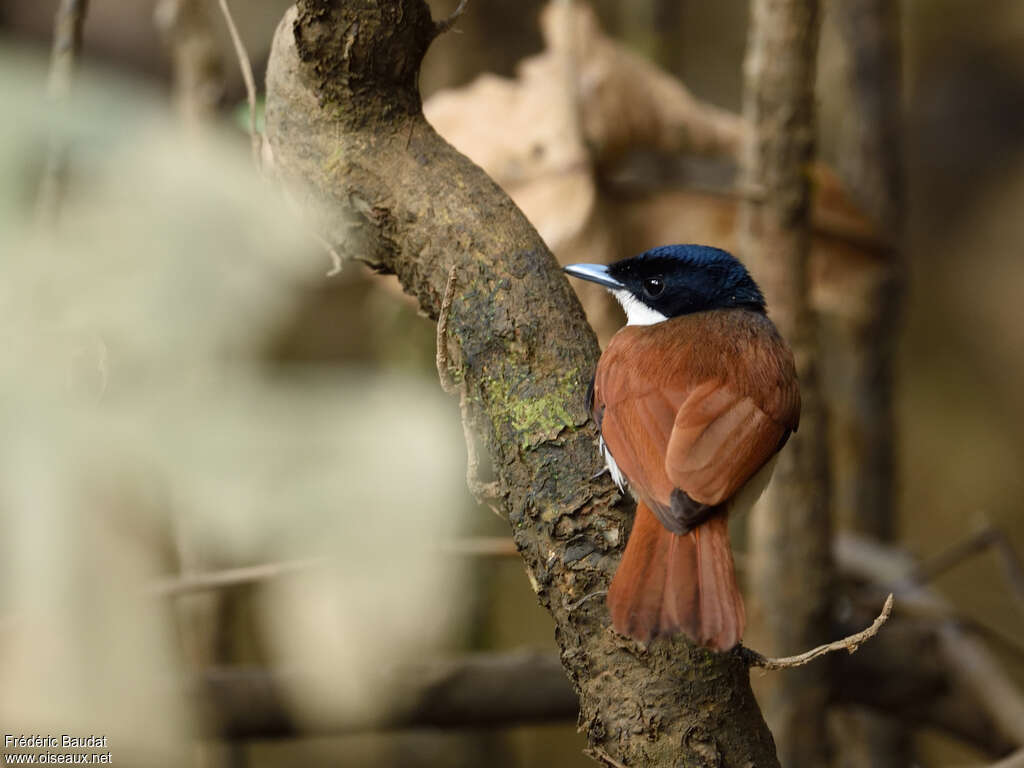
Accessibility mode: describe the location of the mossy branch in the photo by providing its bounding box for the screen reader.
[263,2,782,765]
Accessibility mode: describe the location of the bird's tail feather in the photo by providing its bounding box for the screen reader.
[607,501,744,651]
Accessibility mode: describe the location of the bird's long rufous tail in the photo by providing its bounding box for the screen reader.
[607,500,744,651]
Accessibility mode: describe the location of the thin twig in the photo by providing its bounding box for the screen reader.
[313,231,344,276]
[148,558,324,597]
[435,266,460,395]
[987,748,1024,768]
[217,0,339,277]
[744,594,893,671]
[436,266,504,511]
[216,0,261,166]
[907,521,1024,617]
[563,589,606,612]
[839,533,1024,746]
[433,0,469,37]
[909,525,1000,585]
[585,747,629,768]
[148,538,518,597]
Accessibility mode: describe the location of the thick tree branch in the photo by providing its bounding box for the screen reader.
[263,2,780,765]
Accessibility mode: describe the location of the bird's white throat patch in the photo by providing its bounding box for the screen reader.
[612,289,668,326]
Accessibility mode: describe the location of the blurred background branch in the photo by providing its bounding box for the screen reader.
[154,0,224,129]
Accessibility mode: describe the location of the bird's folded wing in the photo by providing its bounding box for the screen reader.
[593,315,799,526]
[664,380,791,506]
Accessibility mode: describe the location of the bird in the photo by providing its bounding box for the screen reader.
[564,244,800,651]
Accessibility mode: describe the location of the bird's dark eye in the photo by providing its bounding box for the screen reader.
[642,277,665,298]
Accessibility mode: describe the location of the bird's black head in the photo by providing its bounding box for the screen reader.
[563,245,765,324]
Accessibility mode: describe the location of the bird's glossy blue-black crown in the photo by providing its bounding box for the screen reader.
[607,245,765,318]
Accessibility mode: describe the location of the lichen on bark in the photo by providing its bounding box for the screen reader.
[264,2,781,765]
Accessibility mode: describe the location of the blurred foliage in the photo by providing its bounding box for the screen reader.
[0,48,470,764]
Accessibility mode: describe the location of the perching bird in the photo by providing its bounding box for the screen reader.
[564,245,800,651]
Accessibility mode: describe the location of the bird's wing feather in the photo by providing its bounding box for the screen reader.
[665,383,787,505]
[593,312,799,526]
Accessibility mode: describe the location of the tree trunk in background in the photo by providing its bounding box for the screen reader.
[821,0,904,544]
[264,2,782,765]
[821,1,908,765]
[738,1,833,766]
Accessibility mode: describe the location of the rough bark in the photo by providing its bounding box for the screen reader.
[738,1,833,766]
[263,2,780,765]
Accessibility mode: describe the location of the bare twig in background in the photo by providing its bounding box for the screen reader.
[838,534,1024,749]
[908,522,1024,612]
[433,0,469,37]
[988,748,1024,768]
[148,558,325,598]
[216,0,261,165]
[585,747,629,768]
[35,0,90,223]
[148,538,516,597]
[154,0,225,129]
[745,594,892,670]
[738,0,832,764]
[834,594,1016,757]
[314,231,344,277]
